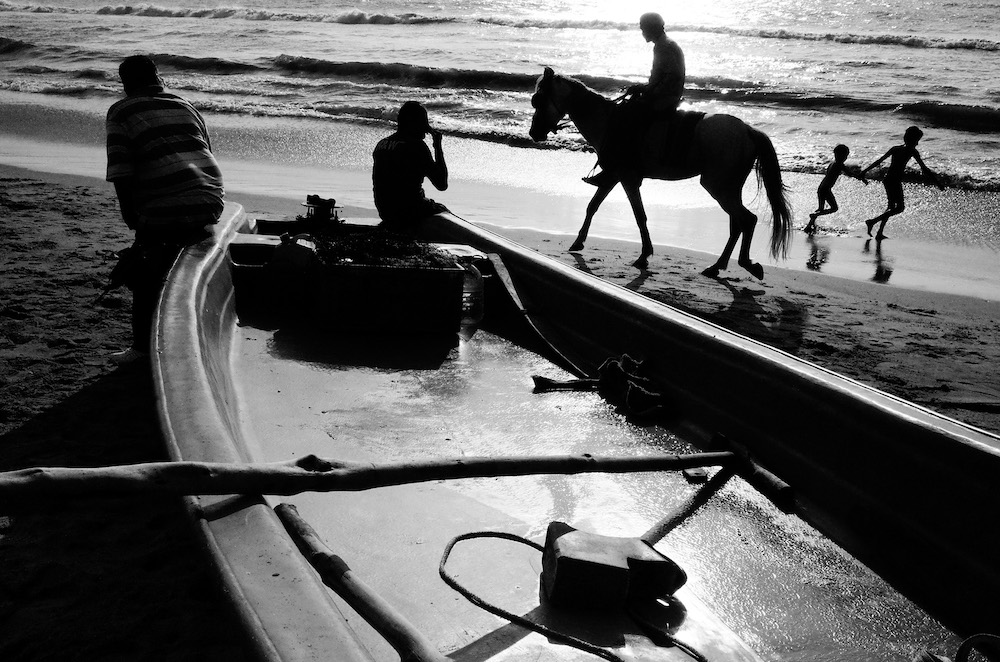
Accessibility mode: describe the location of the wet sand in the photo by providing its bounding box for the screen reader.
[1,163,998,659]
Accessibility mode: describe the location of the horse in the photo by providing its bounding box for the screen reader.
[529,67,792,278]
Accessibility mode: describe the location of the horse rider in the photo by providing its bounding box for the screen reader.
[584,12,686,187]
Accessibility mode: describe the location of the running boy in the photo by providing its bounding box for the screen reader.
[804,144,867,234]
[861,126,944,240]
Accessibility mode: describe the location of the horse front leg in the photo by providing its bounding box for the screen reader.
[569,183,615,252]
[701,180,764,279]
[622,181,653,269]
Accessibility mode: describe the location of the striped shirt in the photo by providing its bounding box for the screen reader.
[106,87,224,228]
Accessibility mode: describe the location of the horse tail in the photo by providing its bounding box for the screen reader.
[749,127,792,260]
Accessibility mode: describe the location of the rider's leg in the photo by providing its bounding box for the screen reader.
[584,100,648,186]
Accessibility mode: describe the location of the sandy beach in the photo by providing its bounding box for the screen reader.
[2,162,999,659]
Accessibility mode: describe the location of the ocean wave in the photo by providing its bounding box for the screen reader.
[90,3,451,24]
[38,84,107,97]
[11,64,56,74]
[476,17,1000,52]
[74,67,109,80]
[702,27,1000,52]
[267,57,685,97]
[13,2,997,52]
[682,87,1000,134]
[476,16,629,31]
[262,58,1000,136]
[469,14,1000,51]
[0,1,67,12]
[900,101,1000,134]
[272,55,537,92]
[0,37,34,54]
[151,53,264,75]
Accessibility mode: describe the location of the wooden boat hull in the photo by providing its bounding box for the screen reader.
[153,205,997,660]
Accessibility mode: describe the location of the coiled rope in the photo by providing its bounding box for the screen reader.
[439,530,707,662]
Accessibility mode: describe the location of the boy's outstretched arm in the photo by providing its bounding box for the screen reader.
[914,152,945,190]
[846,165,869,185]
[862,150,891,175]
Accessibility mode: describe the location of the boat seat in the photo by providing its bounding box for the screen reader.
[229,233,283,266]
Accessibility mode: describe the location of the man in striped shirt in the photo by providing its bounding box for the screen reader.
[106,54,224,363]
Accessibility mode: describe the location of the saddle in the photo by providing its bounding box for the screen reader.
[603,106,705,176]
[646,110,706,170]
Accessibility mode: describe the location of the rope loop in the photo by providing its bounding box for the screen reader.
[439,530,708,662]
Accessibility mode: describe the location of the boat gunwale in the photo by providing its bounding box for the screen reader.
[152,203,373,662]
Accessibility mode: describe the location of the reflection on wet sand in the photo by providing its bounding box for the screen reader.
[805,234,830,272]
[803,233,895,285]
[864,238,894,283]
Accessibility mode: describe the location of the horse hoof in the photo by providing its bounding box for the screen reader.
[569,241,584,252]
[701,265,720,278]
[743,262,764,279]
[633,256,649,270]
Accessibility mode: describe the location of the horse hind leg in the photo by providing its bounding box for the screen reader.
[702,183,763,279]
[735,207,763,279]
[701,214,741,278]
[622,181,653,269]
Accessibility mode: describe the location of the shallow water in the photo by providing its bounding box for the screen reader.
[3,0,999,190]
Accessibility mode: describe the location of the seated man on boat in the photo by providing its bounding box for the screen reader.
[105,54,225,364]
[372,101,449,234]
[584,12,686,187]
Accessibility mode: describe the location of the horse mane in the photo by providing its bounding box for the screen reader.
[540,71,613,110]
[554,73,602,97]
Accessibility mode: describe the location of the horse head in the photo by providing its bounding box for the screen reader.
[529,67,566,142]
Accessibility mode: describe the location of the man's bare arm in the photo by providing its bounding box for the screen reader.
[112,179,140,230]
[427,130,448,191]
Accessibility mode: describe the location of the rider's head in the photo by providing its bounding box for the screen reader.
[397,101,430,138]
[639,12,665,40]
[833,144,849,161]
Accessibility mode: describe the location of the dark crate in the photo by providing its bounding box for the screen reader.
[319,262,464,334]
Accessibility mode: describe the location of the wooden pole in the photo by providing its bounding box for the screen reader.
[0,451,736,499]
[275,503,448,662]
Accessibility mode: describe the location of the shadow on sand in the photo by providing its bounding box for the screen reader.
[0,367,252,661]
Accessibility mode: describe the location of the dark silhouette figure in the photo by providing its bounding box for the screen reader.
[105,54,224,364]
[583,12,685,188]
[861,126,944,240]
[372,101,448,234]
[803,144,867,234]
[531,68,791,276]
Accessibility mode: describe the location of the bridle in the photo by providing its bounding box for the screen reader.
[531,75,573,135]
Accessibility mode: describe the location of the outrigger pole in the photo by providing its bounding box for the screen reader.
[0,450,791,510]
